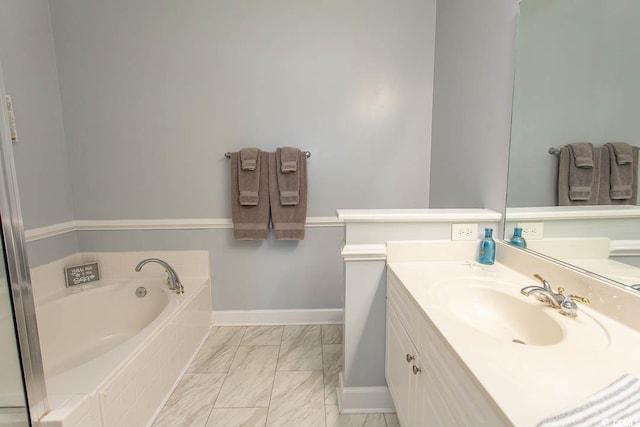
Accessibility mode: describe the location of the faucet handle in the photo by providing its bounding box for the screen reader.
[533,274,552,291]
[568,294,590,305]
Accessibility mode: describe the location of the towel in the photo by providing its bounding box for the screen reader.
[280,146,299,173]
[269,151,307,240]
[608,142,633,165]
[605,143,637,202]
[240,147,259,171]
[537,374,640,427]
[237,149,262,206]
[230,152,270,240]
[567,143,595,201]
[276,148,300,206]
[568,142,594,168]
[558,146,600,206]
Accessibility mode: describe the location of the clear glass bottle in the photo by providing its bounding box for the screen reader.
[478,228,496,265]
[509,227,527,248]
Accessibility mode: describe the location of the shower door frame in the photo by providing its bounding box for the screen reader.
[0,59,48,423]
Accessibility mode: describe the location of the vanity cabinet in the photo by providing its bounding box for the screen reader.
[386,270,511,427]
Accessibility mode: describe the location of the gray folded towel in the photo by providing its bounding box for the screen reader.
[537,374,640,427]
[269,151,307,240]
[240,147,259,171]
[608,142,633,165]
[605,143,634,200]
[558,145,599,204]
[230,152,269,240]
[280,146,299,173]
[237,149,262,206]
[568,142,594,168]
[276,148,300,206]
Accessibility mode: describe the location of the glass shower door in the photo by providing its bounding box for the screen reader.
[0,223,28,425]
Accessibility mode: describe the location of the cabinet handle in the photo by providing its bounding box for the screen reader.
[406,354,415,363]
[412,365,422,375]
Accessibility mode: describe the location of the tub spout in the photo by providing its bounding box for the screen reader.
[135,258,184,294]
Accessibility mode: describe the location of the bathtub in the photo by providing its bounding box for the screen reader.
[37,277,211,427]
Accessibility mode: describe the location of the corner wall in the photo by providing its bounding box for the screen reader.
[0,0,78,262]
[429,0,518,217]
[43,0,436,310]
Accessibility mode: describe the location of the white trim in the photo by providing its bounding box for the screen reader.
[210,308,343,326]
[610,240,640,257]
[25,217,344,242]
[506,206,640,221]
[341,243,387,261]
[337,208,502,223]
[306,216,344,227]
[24,221,76,242]
[75,218,233,231]
[336,373,396,414]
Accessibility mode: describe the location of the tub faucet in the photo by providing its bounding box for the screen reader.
[520,274,589,317]
[134,258,184,294]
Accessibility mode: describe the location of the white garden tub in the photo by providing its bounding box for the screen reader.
[36,277,211,427]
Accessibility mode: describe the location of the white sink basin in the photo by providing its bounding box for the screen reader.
[430,277,610,349]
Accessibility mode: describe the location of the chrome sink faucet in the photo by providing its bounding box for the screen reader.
[520,274,589,317]
[135,258,184,294]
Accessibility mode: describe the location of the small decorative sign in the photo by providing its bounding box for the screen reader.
[65,262,100,287]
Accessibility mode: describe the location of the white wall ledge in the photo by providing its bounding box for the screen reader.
[341,243,387,261]
[25,217,344,242]
[506,205,640,221]
[337,208,501,223]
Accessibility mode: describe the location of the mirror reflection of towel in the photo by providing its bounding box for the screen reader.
[558,146,600,206]
[605,142,636,202]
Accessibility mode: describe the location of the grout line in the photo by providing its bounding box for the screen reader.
[322,338,329,427]
[263,328,283,426]
[211,327,248,410]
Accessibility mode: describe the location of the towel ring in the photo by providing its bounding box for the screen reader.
[225,151,311,159]
[548,147,561,156]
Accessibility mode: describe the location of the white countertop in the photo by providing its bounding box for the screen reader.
[388,260,640,427]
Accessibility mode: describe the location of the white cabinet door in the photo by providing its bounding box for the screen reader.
[386,302,416,427]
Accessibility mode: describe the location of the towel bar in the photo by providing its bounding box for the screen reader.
[548,147,561,156]
[225,151,311,158]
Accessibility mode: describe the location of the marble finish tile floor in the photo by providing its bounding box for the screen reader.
[153,324,399,427]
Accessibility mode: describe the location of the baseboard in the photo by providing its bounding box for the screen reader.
[336,373,396,414]
[211,308,343,325]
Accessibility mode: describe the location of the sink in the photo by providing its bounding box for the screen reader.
[435,281,563,346]
[429,277,609,349]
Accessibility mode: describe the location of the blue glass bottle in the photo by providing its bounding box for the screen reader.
[509,227,527,248]
[478,228,496,265]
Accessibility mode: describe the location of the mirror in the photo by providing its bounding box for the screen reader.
[505,0,640,291]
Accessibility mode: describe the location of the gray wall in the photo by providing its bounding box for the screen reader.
[0,1,521,311]
[49,0,434,219]
[507,0,640,207]
[0,0,76,233]
[76,228,344,310]
[429,0,518,217]
[42,0,436,310]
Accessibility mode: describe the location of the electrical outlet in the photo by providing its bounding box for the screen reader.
[517,222,544,240]
[451,223,478,241]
